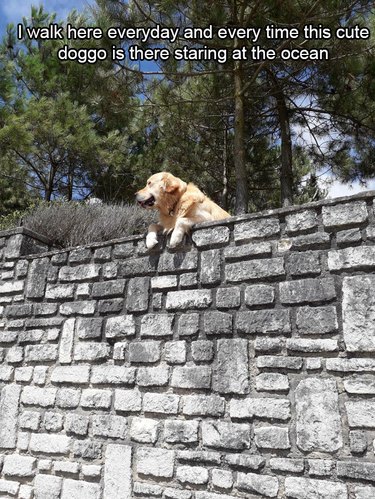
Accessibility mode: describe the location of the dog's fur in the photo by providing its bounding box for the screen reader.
[136,172,230,249]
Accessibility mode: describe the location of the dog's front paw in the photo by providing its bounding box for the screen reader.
[146,233,159,249]
[168,230,184,248]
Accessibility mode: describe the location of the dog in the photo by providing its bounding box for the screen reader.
[136,172,230,249]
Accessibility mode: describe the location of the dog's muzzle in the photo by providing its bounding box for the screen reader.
[136,193,155,208]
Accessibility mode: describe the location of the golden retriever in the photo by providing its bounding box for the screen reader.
[136,172,230,249]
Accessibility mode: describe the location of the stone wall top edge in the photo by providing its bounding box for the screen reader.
[0,226,51,245]
[194,189,375,230]
[2,190,374,260]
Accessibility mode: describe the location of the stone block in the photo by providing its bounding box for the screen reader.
[296,378,343,452]
[280,277,336,304]
[136,447,174,478]
[202,421,250,450]
[226,257,285,283]
[213,338,249,394]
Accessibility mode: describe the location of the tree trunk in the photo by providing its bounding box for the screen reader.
[233,57,248,214]
[222,123,228,211]
[270,75,294,207]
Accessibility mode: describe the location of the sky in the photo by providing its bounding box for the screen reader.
[0,0,93,32]
[0,1,374,200]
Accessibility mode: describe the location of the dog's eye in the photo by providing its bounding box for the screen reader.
[147,181,151,186]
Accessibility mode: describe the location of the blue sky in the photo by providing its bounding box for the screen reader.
[0,0,93,35]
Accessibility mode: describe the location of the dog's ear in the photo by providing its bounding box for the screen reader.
[164,177,179,194]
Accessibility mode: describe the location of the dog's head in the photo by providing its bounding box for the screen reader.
[136,172,187,212]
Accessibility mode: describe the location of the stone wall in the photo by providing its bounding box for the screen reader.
[0,192,375,499]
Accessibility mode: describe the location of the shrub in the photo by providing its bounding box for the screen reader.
[21,201,155,248]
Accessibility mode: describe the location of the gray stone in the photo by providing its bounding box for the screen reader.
[337,228,362,244]
[237,472,279,498]
[129,341,161,363]
[201,249,221,285]
[165,420,199,443]
[350,430,367,454]
[230,397,291,420]
[270,458,304,473]
[192,226,230,247]
[344,375,375,394]
[182,394,225,417]
[280,277,336,304]
[202,421,250,449]
[92,415,127,439]
[92,279,125,297]
[81,389,112,409]
[130,417,159,443]
[191,340,214,362]
[136,447,174,477]
[234,218,280,242]
[59,264,100,282]
[354,486,375,499]
[0,384,21,448]
[216,287,241,309]
[346,401,375,428]
[327,358,375,372]
[74,342,110,361]
[213,338,249,394]
[3,454,35,477]
[226,257,285,282]
[165,341,186,364]
[106,315,135,339]
[151,275,178,290]
[211,469,233,489]
[204,311,232,335]
[296,306,338,334]
[322,201,367,227]
[34,474,62,499]
[140,314,174,337]
[143,393,179,414]
[29,433,71,454]
[296,378,343,452]
[237,309,290,334]
[60,300,95,316]
[287,251,321,276]
[177,465,208,484]
[285,477,347,498]
[65,414,89,435]
[337,461,375,482]
[91,366,135,385]
[328,246,375,271]
[245,284,275,306]
[254,426,290,449]
[158,251,198,273]
[256,373,289,392]
[114,389,142,412]
[287,338,338,352]
[127,276,149,311]
[103,444,132,499]
[59,318,75,363]
[178,313,199,336]
[286,210,318,233]
[61,479,101,499]
[137,366,169,386]
[307,459,334,476]
[171,366,211,389]
[166,290,212,310]
[45,283,75,300]
[257,356,303,370]
[342,275,375,351]
[77,317,102,339]
[51,366,90,384]
[224,241,272,260]
[26,257,49,298]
